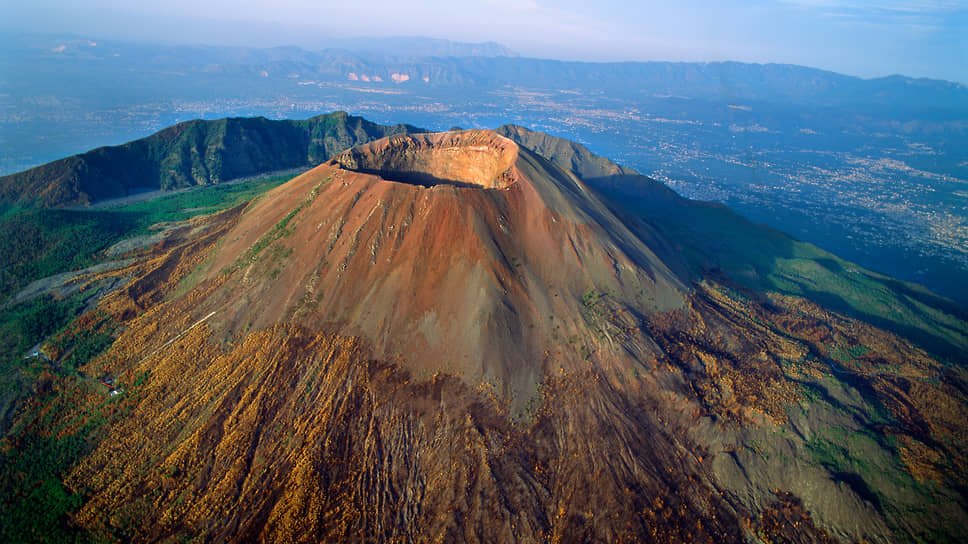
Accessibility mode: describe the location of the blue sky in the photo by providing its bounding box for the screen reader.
[5,0,967,83]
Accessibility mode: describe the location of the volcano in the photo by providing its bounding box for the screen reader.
[196,130,687,413]
[18,128,968,543]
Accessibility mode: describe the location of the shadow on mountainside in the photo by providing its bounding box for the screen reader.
[588,174,968,361]
[351,168,492,189]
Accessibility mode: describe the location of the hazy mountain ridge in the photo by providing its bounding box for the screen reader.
[4,35,965,110]
[323,36,518,59]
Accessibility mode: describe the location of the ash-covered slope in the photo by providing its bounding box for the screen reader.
[199,130,687,410]
[54,129,968,543]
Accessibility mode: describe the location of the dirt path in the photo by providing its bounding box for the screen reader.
[140,310,219,364]
[826,359,953,382]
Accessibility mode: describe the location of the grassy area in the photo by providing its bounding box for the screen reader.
[0,210,134,302]
[233,203,303,271]
[803,421,957,542]
[103,173,294,231]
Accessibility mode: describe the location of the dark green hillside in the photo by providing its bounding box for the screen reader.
[0,112,421,208]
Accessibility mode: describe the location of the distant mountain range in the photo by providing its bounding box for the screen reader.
[320,36,518,59]
[3,34,965,111]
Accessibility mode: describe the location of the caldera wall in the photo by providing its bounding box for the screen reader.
[332,130,519,189]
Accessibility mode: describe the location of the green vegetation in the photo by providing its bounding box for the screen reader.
[580,289,622,346]
[828,343,871,368]
[803,423,950,538]
[109,173,294,230]
[0,297,118,398]
[50,316,117,373]
[0,298,123,543]
[232,177,328,273]
[0,295,88,382]
[236,205,303,269]
[0,381,117,544]
[0,209,133,302]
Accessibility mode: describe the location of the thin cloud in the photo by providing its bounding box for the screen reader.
[782,0,965,18]
[780,0,967,34]
[484,0,541,11]
[782,0,962,10]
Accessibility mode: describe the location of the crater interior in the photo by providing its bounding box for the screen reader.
[333,131,519,189]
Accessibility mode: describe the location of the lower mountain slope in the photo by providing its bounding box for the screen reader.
[2,126,966,543]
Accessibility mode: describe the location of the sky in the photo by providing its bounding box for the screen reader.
[4,0,967,83]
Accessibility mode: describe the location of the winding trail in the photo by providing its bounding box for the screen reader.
[64,167,310,211]
[140,310,218,364]
[825,359,954,382]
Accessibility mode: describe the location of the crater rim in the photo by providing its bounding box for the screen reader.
[332,130,520,190]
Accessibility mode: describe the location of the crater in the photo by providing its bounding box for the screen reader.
[332,130,519,189]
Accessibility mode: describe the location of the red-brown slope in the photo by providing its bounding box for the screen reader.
[199,130,687,408]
